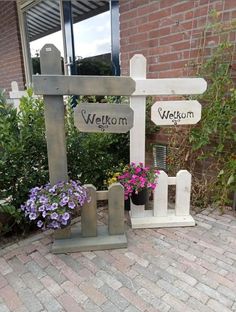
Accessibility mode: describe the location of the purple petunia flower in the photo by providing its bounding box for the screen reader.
[51,212,58,220]
[51,220,59,229]
[38,205,45,212]
[68,201,75,209]
[39,195,48,204]
[42,211,47,218]
[62,212,70,221]
[51,203,58,210]
[61,219,68,226]
[29,212,37,220]
[37,220,43,228]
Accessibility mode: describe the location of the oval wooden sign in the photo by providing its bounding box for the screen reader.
[74,103,134,133]
[151,100,202,126]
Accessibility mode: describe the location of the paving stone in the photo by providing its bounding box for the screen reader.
[80,282,107,306]
[137,287,170,312]
[82,300,102,312]
[101,301,121,312]
[96,270,122,290]
[217,284,236,301]
[187,296,216,312]
[174,280,209,304]
[18,288,43,312]
[157,279,189,301]
[21,272,44,294]
[162,294,195,312]
[166,266,197,286]
[0,259,13,276]
[58,293,84,312]
[24,261,46,279]
[100,285,129,310]
[0,303,10,312]
[44,265,67,285]
[4,272,26,293]
[0,285,23,311]
[61,280,87,304]
[40,275,64,297]
[207,298,233,312]
[7,257,26,276]
[135,275,165,298]
[37,289,63,312]
[196,283,233,307]
[124,306,140,312]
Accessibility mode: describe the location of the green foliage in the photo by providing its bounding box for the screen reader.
[168,41,236,207]
[76,57,112,76]
[0,90,48,235]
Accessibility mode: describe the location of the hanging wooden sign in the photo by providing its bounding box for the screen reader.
[151,100,202,126]
[74,103,134,133]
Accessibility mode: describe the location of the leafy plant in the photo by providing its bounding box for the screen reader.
[168,17,236,208]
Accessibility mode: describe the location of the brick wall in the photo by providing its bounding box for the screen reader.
[0,1,25,94]
[120,0,236,78]
[119,0,236,166]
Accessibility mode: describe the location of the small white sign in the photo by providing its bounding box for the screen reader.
[151,100,202,126]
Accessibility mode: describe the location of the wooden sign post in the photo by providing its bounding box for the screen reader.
[34,44,207,238]
[129,54,207,229]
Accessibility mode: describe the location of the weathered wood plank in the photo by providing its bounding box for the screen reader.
[81,185,97,237]
[40,44,68,185]
[134,78,207,95]
[33,75,136,96]
[108,183,124,235]
[52,225,127,253]
[74,103,134,133]
[151,100,202,126]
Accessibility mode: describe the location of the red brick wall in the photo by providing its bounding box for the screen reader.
[119,0,236,166]
[0,1,25,94]
[120,0,236,78]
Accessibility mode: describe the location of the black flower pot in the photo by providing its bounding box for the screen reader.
[131,189,148,205]
[124,198,130,211]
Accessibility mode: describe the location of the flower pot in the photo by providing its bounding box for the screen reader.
[54,226,71,239]
[124,198,130,211]
[131,189,148,206]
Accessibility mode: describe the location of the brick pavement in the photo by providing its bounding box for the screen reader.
[0,207,236,312]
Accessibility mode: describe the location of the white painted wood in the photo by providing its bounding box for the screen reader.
[151,100,202,126]
[168,177,176,185]
[130,54,147,216]
[9,81,37,110]
[130,209,195,228]
[9,81,26,110]
[74,103,134,133]
[175,170,192,216]
[154,171,168,217]
[133,78,207,95]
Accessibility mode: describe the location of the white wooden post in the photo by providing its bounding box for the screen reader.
[175,170,191,216]
[9,81,26,110]
[153,171,168,217]
[130,55,147,217]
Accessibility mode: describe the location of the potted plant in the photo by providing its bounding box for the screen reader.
[21,180,89,238]
[107,162,159,206]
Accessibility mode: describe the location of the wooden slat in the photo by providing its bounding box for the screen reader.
[33,75,136,96]
[108,183,124,235]
[81,185,97,237]
[97,190,108,201]
[133,78,207,95]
